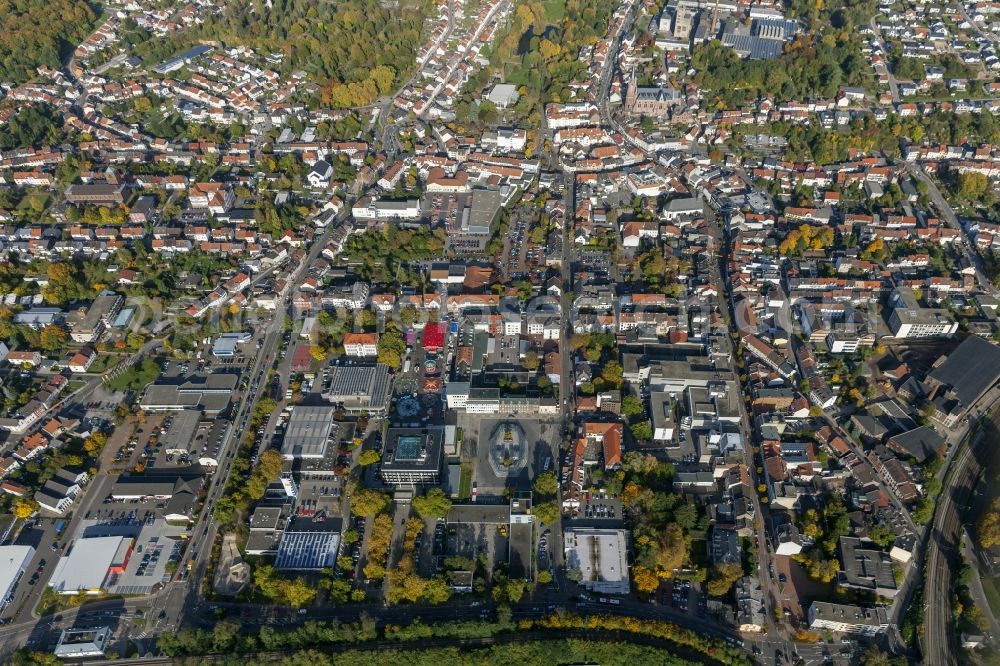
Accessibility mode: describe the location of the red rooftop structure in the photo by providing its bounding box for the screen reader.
[422,322,446,352]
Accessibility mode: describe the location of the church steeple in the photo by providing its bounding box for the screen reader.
[625,64,637,111]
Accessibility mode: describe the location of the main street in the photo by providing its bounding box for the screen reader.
[868,15,899,104]
[708,208,784,636]
[902,162,998,298]
[169,216,346,629]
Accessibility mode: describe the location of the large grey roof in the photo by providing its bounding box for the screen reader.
[888,426,945,463]
[928,336,1000,408]
[280,406,337,459]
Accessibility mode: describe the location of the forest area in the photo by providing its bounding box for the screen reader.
[0,0,98,83]
[198,0,430,108]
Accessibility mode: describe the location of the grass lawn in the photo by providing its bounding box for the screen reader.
[105,357,161,392]
[459,462,472,500]
[16,191,48,215]
[88,353,124,374]
[542,0,565,22]
[503,64,532,87]
[980,573,1000,619]
[38,588,129,616]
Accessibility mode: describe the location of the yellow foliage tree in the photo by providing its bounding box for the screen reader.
[633,565,660,594]
[978,498,1000,549]
[539,39,562,60]
[13,497,38,519]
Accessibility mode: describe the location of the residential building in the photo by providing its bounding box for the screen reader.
[888,287,958,338]
[807,602,890,636]
[343,332,379,357]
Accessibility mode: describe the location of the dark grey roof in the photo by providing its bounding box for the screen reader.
[928,336,1000,408]
[888,426,945,463]
[721,33,786,59]
[838,536,897,594]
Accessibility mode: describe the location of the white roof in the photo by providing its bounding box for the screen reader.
[48,537,126,594]
[563,527,630,595]
[0,545,35,598]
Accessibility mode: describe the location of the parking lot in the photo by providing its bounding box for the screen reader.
[662,578,705,617]
[496,333,520,365]
[295,477,343,518]
[447,521,508,572]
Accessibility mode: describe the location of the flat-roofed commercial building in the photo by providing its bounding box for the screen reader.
[274,516,343,570]
[888,287,958,339]
[925,335,1000,426]
[0,545,34,610]
[323,364,391,414]
[563,527,630,595]
[140,374,237,415]
[445,189,501,254]
[48,536,133,595]
[380,427,444,485]
[212,331,252,357]
[280,405,337,460]
[54,626,112,658]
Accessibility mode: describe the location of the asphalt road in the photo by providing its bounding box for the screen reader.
[176,221,341,624]
[903,163,998,298]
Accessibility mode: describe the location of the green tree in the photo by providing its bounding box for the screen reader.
[705,562,743,597]
[600,360,624,389]
[630,421,652,441]
[13,497,38,519]
[913,497,934,524]
[958,171,989,201]
[358,450,381,466]
[412,488,452,518]
[673,502,698,531]
[284,578,317,607]
[653,523,687,573]
[39,324,68,351]
[621,395,644,419]
[257,449,284,480]
[369,65,396,94]
[867,523,895,548]
[323,578,351,604]
[533,501,560,525]
[211,620,240,652]
[533,471,559,497]
[350,489,390,517]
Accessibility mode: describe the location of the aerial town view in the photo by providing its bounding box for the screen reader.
[6,0,1000,664]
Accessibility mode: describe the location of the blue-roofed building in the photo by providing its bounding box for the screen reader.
[152,44,213,74]
[111,307,135,328]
